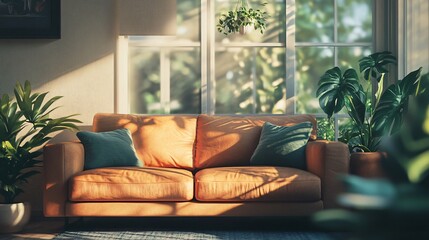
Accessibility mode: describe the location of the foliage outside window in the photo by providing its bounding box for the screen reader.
[127,0,373,141]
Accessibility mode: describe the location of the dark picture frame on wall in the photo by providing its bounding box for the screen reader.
[0,0,60,39]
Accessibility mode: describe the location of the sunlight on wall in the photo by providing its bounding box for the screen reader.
[407,0,429,74]
[34,54,115,125]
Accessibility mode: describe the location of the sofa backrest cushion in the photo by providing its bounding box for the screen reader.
[195,114,317,169]
[93,113,197,170]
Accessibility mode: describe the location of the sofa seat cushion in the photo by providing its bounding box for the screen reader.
[69,167,194,202]
[195,166,321,202]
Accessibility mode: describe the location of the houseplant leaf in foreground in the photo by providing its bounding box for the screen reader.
[372,68,422,137]
[0,81,81,204]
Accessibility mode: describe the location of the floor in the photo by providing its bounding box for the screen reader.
[0,217,64,240]
[0,216,318,240]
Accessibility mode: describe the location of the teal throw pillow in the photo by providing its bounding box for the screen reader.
[77,128,143,170]
[250,122,313,170]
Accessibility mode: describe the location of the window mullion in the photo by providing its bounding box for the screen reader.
[333,0,339,128]
[252,48,258,114]
[160,49,171,114]
[116,36,130,114]
[201,0,209,114]
[333,0,338,67]
[208,0,216,115]
[286,0,295,115]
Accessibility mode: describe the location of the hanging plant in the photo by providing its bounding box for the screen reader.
[217,0,268,35]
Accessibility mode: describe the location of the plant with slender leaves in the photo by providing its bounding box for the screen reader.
[316,51,422,152]
[0,81,81,203]
[217,0,268,35]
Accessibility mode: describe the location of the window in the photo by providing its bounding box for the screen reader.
[124,0,373,134]
[294,0,372,139]
[128,1,201,114]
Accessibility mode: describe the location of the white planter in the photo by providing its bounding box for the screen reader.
[0,202,31,233]
[239,25,254,35]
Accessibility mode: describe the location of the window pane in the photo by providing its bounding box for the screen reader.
[316,117,335,140]
[129,49,161,114]
[338,47,371,70]
[337,0,372,43]
[128,0,201,114]
[177,0,201,41]
[215,0,286,43]
[338,47,372,94]
[129,48,201,114]
[296,47,334,114]
[129,0,200,42]
[296,0,335,43]
[215,47,286,114]
[170,49,201,114]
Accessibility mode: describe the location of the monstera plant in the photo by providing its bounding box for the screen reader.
[313,74,429,239]
[316,51,422,153]
[0,81,80,233]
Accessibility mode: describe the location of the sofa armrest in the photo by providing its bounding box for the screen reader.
[306,140,350,209]
[43,142,84,217]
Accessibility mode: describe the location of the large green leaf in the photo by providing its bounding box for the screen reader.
[401,150,429,184]
[372,84,406,137]
[372,68,422,137]
[0,96,24,142]
[14,81,33,120]
[399,68,422,96]
[359,51,396,82]
[317,67,361,118]
[345,91,367,129]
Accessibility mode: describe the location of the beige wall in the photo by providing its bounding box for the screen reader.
[0,0,116,124]
[406,0,429,75]
[0,0,116,212]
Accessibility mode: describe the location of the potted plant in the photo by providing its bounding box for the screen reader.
[217,0,268,35]
[316,51,422,177]
[313,74,429,239]
[0,81,80,233]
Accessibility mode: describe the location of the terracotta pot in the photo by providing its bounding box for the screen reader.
[0,202,31,233]
[350,152,387,178]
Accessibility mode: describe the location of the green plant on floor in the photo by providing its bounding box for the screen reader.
[0,81,81,204]
[383,72,429,186]
[217,0,268,35]
[313,73,429,239]
[316,51,422,152]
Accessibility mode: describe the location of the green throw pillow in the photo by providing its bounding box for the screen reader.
[250,122,313,170]
[77,128,143,170]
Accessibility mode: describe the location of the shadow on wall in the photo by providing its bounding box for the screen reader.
[0,0,116,94]
[49,125,92,143]
[15,126,92,214]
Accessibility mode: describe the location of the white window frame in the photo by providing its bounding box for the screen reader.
[116,0,381,139]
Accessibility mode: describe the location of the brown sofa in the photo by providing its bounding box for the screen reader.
[43,113,349,217]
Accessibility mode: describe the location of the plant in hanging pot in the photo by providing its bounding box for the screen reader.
[0,81,80,233]
[217,0,268,35]
[316,51,422,178]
